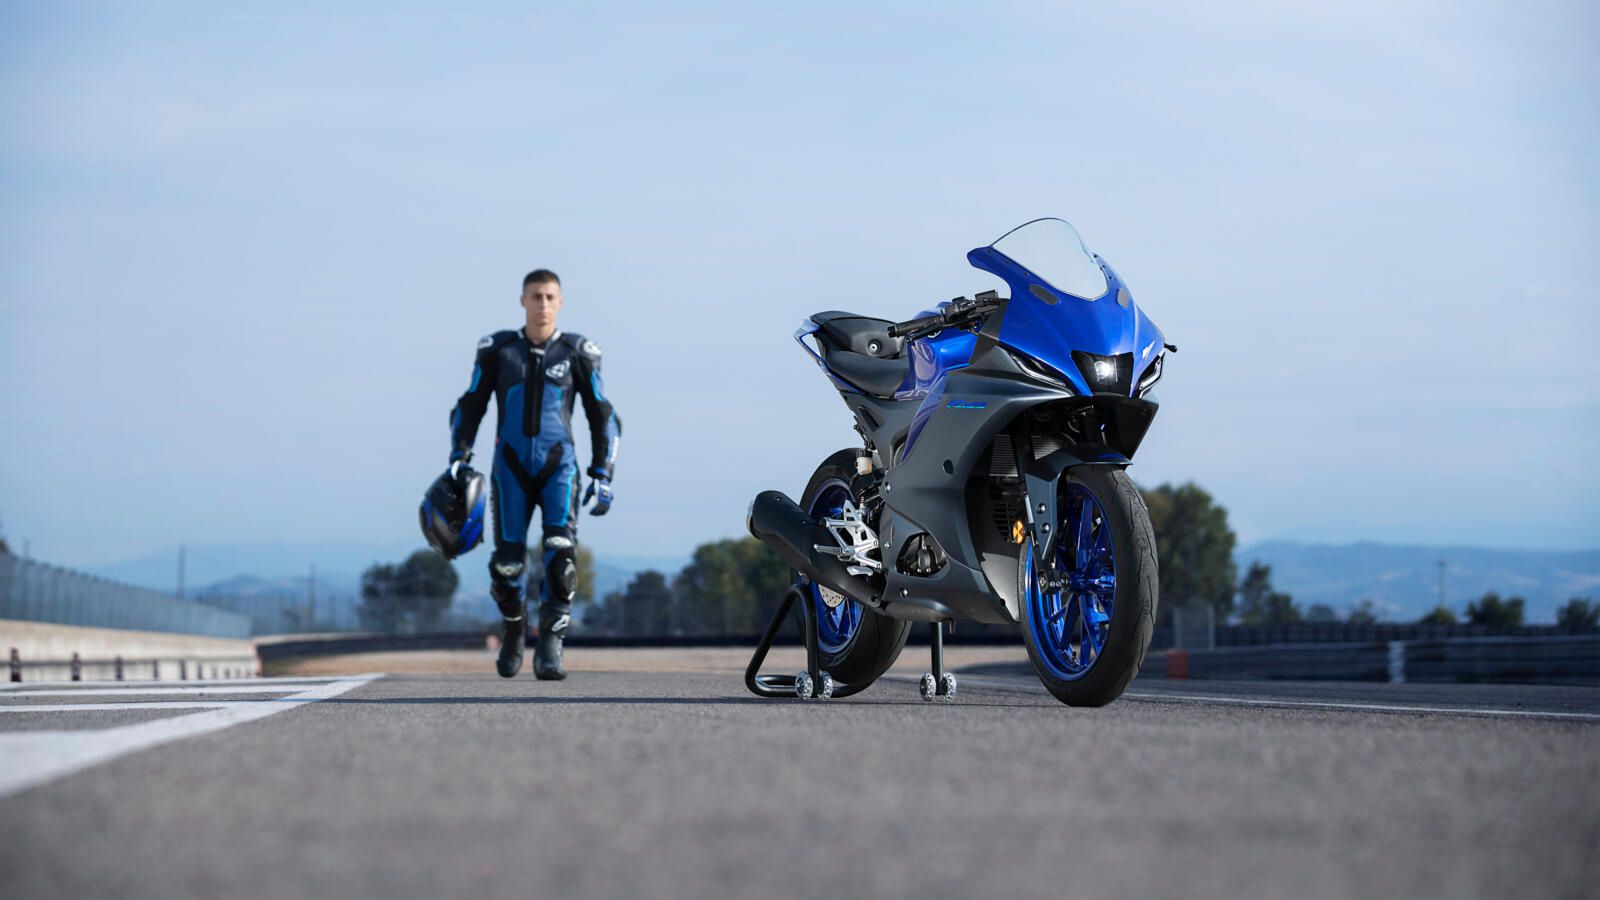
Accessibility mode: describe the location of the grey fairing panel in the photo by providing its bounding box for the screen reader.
[842,358,1069,624]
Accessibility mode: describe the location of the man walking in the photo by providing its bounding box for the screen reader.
[448,269,620,679]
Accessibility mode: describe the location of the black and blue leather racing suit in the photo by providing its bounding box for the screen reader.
[449,328,620,625]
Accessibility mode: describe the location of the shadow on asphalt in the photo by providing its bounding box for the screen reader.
[321,695,1037,709]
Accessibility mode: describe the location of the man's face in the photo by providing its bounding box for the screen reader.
[520,280,564,331]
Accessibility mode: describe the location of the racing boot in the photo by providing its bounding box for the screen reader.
[496,612,527,678]
[490,555,529,678]
[491,585,527,678]
[533,604,570,681]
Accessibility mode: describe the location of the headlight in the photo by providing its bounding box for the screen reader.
[1137,354,1164,395]
[1071,350,1133,394]
[1006,349,1075,392]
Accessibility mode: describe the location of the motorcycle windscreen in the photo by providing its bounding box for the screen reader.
[968,218,1156,388]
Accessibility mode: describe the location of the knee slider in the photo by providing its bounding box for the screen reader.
[491,559,525,585]
[543,537,577,603]
[489,552,527,614]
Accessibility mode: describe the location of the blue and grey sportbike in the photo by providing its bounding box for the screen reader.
[746,218,1170,706]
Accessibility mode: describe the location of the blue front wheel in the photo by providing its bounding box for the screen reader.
[1019,466,1157,707]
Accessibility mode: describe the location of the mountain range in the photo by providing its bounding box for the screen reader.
[1235,541,1600,623]
[87,540,687,631]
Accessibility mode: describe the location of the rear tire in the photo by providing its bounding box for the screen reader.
[1019,466,1157,707]
[797,449,911,686]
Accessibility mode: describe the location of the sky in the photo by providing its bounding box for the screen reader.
[2,1,1596,570]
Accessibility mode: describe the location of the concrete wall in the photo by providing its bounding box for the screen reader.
[2,619,259,682]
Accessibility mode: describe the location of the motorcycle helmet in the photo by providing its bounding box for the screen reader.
[419,463,487,559]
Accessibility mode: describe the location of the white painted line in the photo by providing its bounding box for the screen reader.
[941,674,1600,722]
[0,674,383,798]
[1120,689,1600,722]
[0,702,236,713]
[0,675,376,691]
[6,686,315,697]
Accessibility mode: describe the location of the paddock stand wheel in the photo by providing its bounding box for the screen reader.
[918,620,958,703]
[794,670,836,700]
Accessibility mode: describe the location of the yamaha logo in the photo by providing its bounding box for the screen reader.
[546,361,570,380]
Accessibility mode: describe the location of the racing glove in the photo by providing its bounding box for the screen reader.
[584,477,614,516]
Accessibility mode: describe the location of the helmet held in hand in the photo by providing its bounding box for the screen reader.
[419,464,487,559]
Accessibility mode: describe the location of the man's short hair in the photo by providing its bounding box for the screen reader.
[523,269,561,290]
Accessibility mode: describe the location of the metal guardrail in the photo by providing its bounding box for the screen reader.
[0,552,253,638]
[1404,636,1600,685]
[7,647,260,683]
[1163,635,1600,686]
[1210,622,1578,646]
[1149,621,1582,651]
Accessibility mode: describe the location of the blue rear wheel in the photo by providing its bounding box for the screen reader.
[794,450,912,686]
[806,478,864,655]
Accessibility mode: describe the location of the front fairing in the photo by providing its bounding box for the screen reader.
[969,222,1163,396]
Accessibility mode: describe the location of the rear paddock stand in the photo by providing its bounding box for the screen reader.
[745,582,870,700]
[744,583,958,702]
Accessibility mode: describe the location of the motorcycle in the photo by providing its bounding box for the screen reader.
[746,218,1170,707]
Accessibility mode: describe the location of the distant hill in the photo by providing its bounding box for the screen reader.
[190,573,363,633]
[91,540,689,632]
[91,539,418,594]
[1235,541,1600,623]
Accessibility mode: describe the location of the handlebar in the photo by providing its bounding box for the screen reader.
[887,293,1001,340]
[887,314,943,339]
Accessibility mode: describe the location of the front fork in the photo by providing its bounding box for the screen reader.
[1013,431,1063,585]
[1012,421,1133,602]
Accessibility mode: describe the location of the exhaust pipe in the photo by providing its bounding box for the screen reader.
[747,491,878,607]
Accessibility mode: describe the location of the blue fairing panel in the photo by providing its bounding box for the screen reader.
[969,245,1163,397]
[897,326,976,401]
[895,324,976,462]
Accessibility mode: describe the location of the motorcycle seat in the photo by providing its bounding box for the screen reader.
[826,349,908,397]
[811,311,905,359]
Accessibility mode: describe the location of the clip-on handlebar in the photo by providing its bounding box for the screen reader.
[887,291,1001,340]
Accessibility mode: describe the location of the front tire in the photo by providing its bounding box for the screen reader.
[1019,466,1157,707]
[797,449,911,686]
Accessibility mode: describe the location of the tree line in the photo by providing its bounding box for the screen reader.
[357,546,599,633]
[356,483,1598,636]
[582,539,791,636]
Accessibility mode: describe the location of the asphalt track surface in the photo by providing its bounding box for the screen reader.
[2,653,1597,899]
